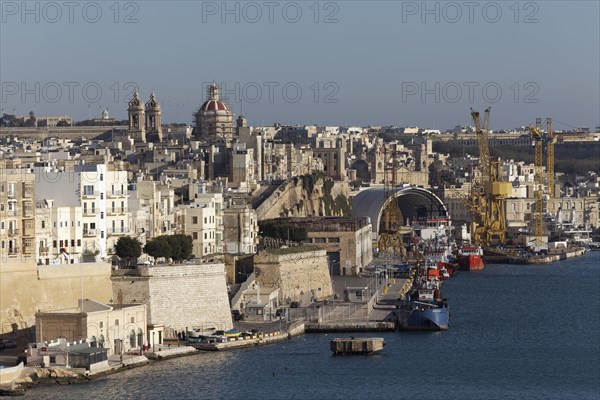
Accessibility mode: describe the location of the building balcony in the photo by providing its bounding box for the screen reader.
[109,227,130,235]
[107,191,127,198]
[22,229,35,237]
[8,228,20,236]
[23,184,34,198]
[82,191,100,198]
[23,206,34,218]
[39,246,50,255]
[83,209,97,216]
[83,229,97,237]
[7,191,16,199]
[7,210,17,217]
[8,247,20,256]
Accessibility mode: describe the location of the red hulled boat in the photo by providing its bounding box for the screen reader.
[456,244,485,271]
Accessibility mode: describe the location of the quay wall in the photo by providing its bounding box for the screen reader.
[0,259,112,335]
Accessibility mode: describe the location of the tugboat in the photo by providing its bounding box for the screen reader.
[456,244,485,271]
[397,273,449,331]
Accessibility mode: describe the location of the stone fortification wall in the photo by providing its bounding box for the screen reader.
[255,249,333,303]
[0,260,112,334]
[111,263,232,333]
[256,176,351,221]
[0,126,126,140]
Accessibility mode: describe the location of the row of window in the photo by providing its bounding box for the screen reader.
[311,237,340,244]
[53,239,82,248]
[192,231,216,240]
[1,238,33,248]
[83,183,126,194]
[192,215,216,224]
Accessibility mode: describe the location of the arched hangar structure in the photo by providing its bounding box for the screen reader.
[352,187,448,255]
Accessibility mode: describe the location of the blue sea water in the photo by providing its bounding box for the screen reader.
[26,252,600,400]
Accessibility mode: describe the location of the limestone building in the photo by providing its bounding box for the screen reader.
[0,159,36,261]
[34,163,130,260]
[230,143,256,189]
[35,299,147,356]
[35,200,84,265]
[271,217,372,275]
[222,205,259,255]
[177,190,224,258]
[314,136,347,180]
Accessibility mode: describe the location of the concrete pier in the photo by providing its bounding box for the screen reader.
[145,346,198,360]
[190,323,306,351]
[305,322,395,332]
[330,338,385,355]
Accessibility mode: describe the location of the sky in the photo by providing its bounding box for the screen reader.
[1,0,599,130]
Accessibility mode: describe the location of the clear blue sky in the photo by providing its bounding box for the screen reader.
[1,0,598,130]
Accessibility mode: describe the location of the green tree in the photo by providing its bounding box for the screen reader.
[115,236,142,267]
[166,234,193,261]
[143,234,193,262]
[143,237,172,259]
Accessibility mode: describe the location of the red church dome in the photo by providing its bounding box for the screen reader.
[199,83,230,112]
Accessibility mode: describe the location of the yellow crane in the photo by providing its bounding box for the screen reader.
[546,118,555,198]
[468,108,511,247]
[529,119,544,248]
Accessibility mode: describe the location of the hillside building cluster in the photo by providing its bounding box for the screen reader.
[2,83,599,360]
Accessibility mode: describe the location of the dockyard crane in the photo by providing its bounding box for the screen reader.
[529,119,544,248]
[546,118,555,198]
[467,108,511,247]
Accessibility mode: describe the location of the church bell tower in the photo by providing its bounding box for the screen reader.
[128,91,146,143]
[145,92,163,142]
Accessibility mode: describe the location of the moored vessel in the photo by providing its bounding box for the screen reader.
[397,273,449,331]
[456,244,485,271]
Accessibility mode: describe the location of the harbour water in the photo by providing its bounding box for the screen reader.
[26,252,599,400]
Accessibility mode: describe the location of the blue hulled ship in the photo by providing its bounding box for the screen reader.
[397,272,449,331]
[397,298,449,331]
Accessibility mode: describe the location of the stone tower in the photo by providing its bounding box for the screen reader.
[236,115,247,128]
[128,91,146,143]
[145,92,163,142]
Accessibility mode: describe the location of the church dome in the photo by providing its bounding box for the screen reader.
[200,99,230,112]
[199,83,230,112]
